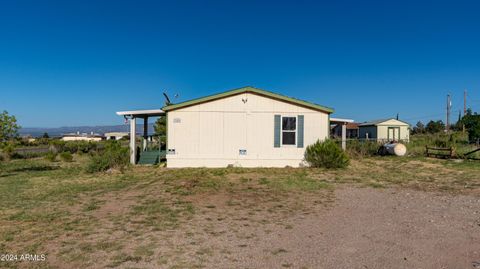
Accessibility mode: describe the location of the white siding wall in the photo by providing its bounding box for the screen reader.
[167,93,329,167]
[377,125,410,141]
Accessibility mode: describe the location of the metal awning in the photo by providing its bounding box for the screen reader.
[330,117,354,151]
[330,117,354,124]
[116,109,165,118]
[116,109,165,164]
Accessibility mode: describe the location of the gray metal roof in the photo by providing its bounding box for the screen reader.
[359,118,410,126]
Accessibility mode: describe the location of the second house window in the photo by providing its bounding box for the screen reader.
[282,116,296,145]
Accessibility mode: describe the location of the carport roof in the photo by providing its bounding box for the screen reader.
[116,109,165,118]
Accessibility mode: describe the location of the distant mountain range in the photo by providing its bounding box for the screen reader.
[20,124,155,137]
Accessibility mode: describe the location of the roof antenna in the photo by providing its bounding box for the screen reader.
[163,92,172,106]
[396,113,399,120]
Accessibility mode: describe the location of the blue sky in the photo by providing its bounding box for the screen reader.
[1,0,480,127]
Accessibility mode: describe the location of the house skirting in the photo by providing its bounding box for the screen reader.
[166,157,307,168]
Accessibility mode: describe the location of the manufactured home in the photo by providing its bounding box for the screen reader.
[61,132,104,142]
[117,86,340,167]
[358,118,410,142]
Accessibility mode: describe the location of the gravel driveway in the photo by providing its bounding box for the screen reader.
[187,186,480,269]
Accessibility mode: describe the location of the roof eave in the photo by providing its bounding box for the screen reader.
[162,86,334,114]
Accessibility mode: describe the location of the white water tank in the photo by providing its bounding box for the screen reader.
[383,143,407,156]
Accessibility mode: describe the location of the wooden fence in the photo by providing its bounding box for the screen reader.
[425,146,455,159]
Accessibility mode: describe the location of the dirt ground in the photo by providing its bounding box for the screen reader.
[2,158,480,269]
[113,186,480,269]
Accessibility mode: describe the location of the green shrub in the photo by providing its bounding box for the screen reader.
[59,151,73,162]
[19,152,47,159]
[304,139,350,168]
[49,140,66,153]
[44,151,57,162]
[64,141,98,154]
[345,140,379,158]
[1,143,16,161]
[86,141,128,173]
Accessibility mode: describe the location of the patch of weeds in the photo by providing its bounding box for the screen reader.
[240,177,252,183]
[170,185,193,196]
[2,233,15,242]
[108,253,142,267]
[226,200,239,206]
[195,247,213,256]
[59,151,73,162]
[132,199,193,230]
[23,241,42,254]
[83,199,104,211]
[184,203,195,215]
[268,171,331,192]
[134,243,155,258]
[95,241,123,252]
[44,151,58,162]
[259,177,270,185]
[198,178,223,191]
[78,242,95,253]
[366,182,385,188]
[157,256,169,265]
[211,169,227,176]
[7,209,68,222]
[439,185,455,191]
[226,167,248,174]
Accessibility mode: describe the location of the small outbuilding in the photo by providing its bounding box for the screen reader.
[104,132,129,140]
[358,118,410,142]
[61,132,104,142]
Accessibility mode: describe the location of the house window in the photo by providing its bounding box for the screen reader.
[282,116,296,145]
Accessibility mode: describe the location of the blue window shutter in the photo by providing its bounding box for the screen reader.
[297,115,304,148]
[274,115,281,148]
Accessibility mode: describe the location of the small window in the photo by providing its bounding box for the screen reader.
[282,117,296,145]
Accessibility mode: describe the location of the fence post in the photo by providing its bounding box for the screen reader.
[341,123,347,151]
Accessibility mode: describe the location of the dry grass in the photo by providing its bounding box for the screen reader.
[0,155,478,268]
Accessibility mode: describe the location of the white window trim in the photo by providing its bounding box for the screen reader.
[280,115,297,147]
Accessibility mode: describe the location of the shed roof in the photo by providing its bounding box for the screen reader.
[162,86,334,113]
[359,118,410,126]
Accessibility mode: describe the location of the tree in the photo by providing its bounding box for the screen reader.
[412,121,425,134]
[461,113,480,142]
[153,116,167,149]
[0,111,20,142]
[154,116,167,136]
[425,120,445,134]
[42,132,49,139]
[453,111,464,131]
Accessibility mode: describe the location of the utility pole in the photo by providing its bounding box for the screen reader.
[463,89,467,133]
[446,94,452,132]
